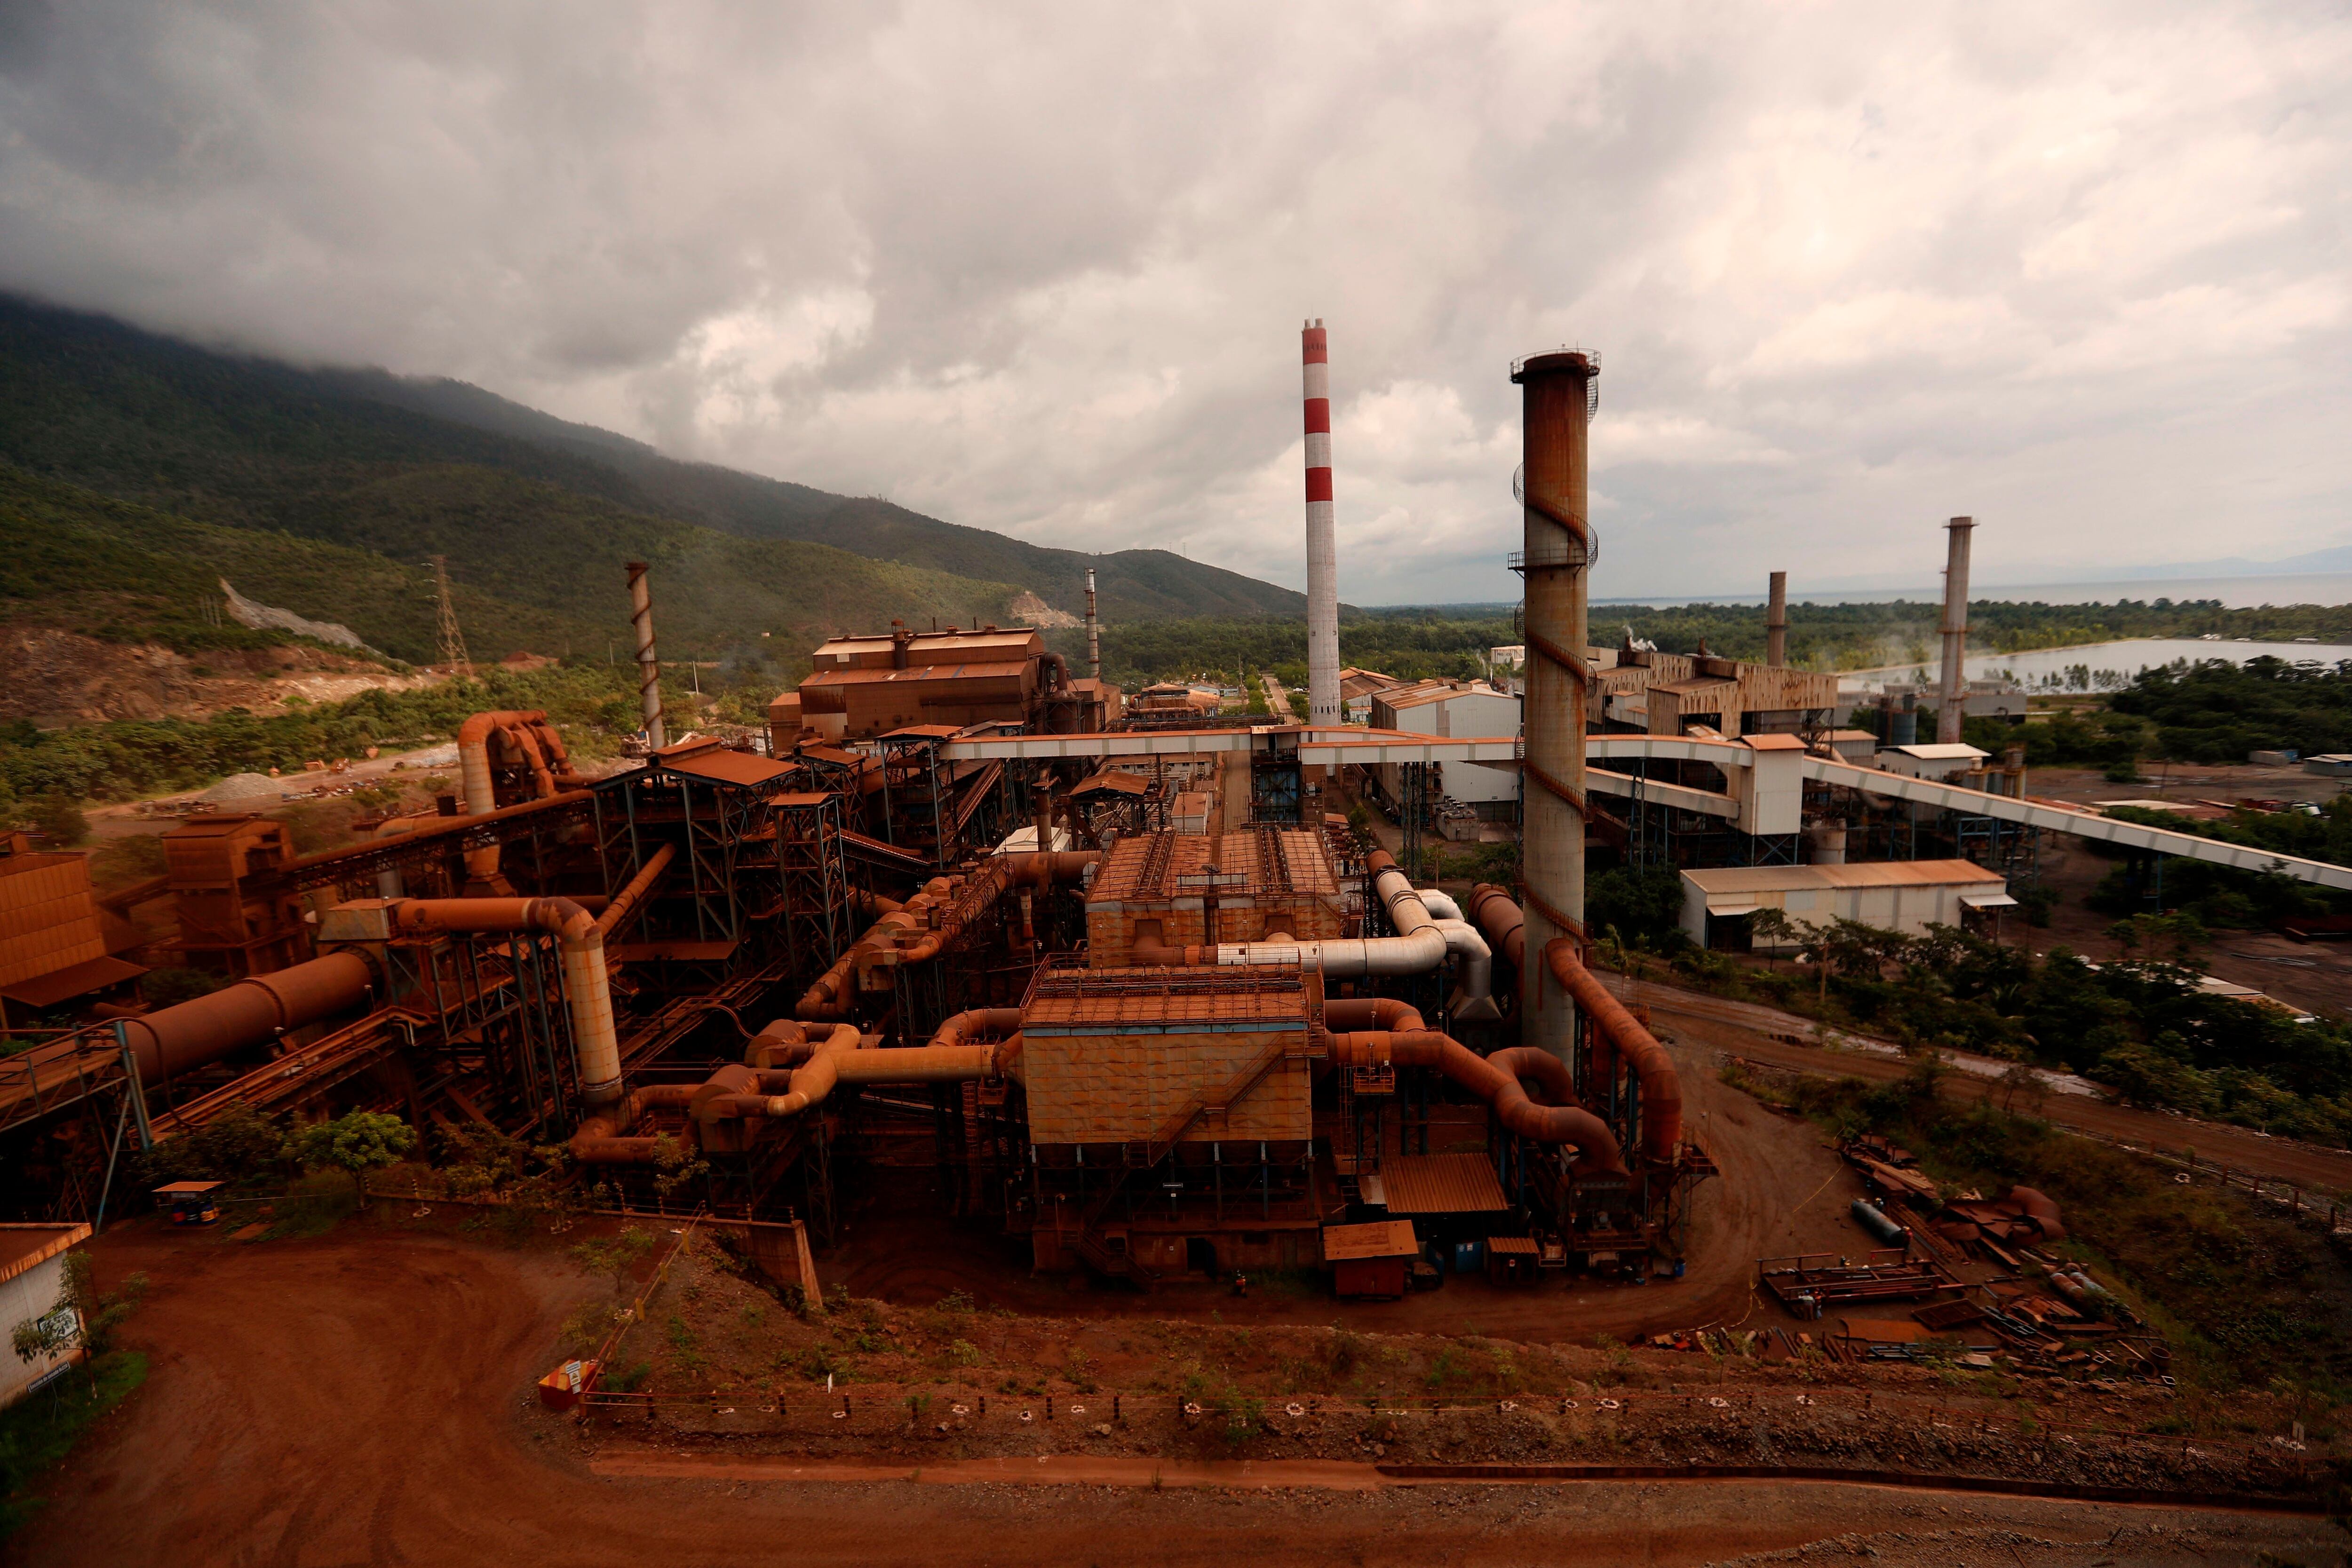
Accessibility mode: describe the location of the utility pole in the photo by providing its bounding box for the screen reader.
[430,556,472,678]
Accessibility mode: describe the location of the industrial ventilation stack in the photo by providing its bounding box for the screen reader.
[1301,321,1341,728]
[1085,566,1101,679]
[1509,349,1599,1064]
[626,561,667,750]
[1765,571,1788,667]
[1937,517,1975,744]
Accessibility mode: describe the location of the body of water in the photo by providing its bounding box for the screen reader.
[1843,637,2352,693]
[1593,572,2352,611]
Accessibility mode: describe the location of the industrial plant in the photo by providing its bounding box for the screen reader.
[3,326,2344,1316]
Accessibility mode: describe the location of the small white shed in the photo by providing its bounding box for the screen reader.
[0,1223,92,1406]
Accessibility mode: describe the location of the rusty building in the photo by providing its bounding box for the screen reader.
[779,624,1115,745]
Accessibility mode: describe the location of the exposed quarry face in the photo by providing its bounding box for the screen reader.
[0,625,437,727]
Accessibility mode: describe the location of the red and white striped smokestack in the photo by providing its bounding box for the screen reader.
[1302,320,1340,727]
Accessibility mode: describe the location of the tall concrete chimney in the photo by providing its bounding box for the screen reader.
[1301,321,1340,728]
[1765,571,1788,667]
[1510,349,1599,1066]
[625,561,667,750]
[1084,566,1101,679]
[1937,517,1975,745]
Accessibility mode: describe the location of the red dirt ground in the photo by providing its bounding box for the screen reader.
[14,1223,2339,1568]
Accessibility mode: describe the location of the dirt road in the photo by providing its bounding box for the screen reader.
[1612,974,2352,1193]
[16,1223,2334,1568]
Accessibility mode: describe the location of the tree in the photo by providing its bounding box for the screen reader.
[281,1111,415,1202]
[28,789,89,847]
[10,1253,146,1383]
[1746,907,1801,969]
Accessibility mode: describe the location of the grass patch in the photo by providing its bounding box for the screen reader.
[0,1351,148,1538]
[261,1170,360,1240]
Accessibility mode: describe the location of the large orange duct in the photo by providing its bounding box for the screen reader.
[1320,997,1424,1034]
[795,853,1098,1021]
[116,950,378,1083]
[384,895,624,1104]
[1466,883,1526,972]
[456,710,585,883]
[1542,938,1682,1163]
[1326,1028,1623,1176]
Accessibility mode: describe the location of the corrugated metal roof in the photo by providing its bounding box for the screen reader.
[1070,771,1151,797]
[1023,967,1309,1033]
[0,1224,91,1288]
[657,749,796,788]
[1322,1219,1420,1260]
[1090,829,1340,902]
[1681,859,2004,895]
[0,954,146,1009]
[1378,1153,1509,1215]
[801,661,1031,687]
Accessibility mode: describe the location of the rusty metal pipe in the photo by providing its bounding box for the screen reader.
[1326,1028,1623,1174]
[1467,883,1526,973]
[116,950,377,1082]
[386,896,623,1105]
[795,854,1099,1020]
[1542,938,1681,1162]
[593,843,674,940]
[1319,997,1424,1033]
[928,1008,1025,1049]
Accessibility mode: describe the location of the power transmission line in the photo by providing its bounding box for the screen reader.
[429,556,473,677]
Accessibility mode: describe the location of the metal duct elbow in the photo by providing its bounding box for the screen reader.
[1485,1046,1626,1177]
[385,896,623,1106]
[1326,1029,1622,1174]
[1543,939,1682,1162]
[744,1018,811,1069]
[928,1008,1025,1049]
[1466,884,1526,973]
[1416,888,1465,921]
[116,950,377,1082]
[1432,918,1499,1022]
[1320,997,1425,1033]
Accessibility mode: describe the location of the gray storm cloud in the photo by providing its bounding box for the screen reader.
[1,0,2345,603]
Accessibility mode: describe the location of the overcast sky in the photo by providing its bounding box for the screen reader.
[2,2,2346,605]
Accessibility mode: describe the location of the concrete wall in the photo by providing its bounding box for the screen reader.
[0,1249,80,1407]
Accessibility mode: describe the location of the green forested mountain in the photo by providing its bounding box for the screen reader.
[0,296,1304,666]
[0,463,1016,667]
[318,366,1305,620]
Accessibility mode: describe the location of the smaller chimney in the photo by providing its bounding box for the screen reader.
[1937,517,1976,745]
[1085,566,1101,679]
[625,562,666,750]
[1765,571,1788,667]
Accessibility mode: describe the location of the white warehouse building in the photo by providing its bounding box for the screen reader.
[1679,860,2015,951]
[1370,679,1522,820]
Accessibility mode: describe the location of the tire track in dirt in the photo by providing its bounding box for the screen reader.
[14,1225,2340,1566]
